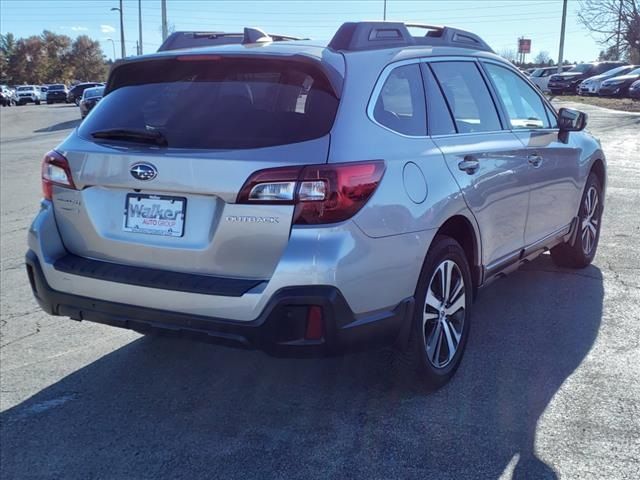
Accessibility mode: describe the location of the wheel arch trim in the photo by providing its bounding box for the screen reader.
[432,211,482,289]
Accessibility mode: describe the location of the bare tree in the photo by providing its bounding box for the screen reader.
[534,51,551,65]
[498,48,517,63]
[578,0,640,63]
[598,45,619,60]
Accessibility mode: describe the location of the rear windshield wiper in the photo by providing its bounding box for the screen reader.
[90,128,168,147]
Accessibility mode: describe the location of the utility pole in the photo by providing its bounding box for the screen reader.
[557,0,567,73]
[161,0,168,42]
[119,0,125,58]
[383,0,387,21]
[138,0,143,55]
[110,0,126,58]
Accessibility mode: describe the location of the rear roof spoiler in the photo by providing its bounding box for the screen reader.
[328,21,494,53]
[158,30,305,51]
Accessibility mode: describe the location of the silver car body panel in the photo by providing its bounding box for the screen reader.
[54,135,333,279]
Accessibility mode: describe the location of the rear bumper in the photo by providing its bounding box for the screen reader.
[26,250,413,356]
[548,83,575,94]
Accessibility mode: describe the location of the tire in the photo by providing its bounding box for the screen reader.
[551,172,603,268]
[399,235,473,390]
[35,100,41,105]
[74,98,80,106]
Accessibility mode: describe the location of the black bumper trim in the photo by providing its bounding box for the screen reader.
[27,251,413,356]
[53,253,263,297]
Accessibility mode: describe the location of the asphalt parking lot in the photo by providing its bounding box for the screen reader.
[1,103,639,479]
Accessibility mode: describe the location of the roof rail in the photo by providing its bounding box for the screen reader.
[328,21,494,53]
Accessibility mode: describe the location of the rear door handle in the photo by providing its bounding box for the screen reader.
[458,156,480,174]
[528,153,543,167]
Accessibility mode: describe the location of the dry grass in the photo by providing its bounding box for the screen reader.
[548,94,640,112]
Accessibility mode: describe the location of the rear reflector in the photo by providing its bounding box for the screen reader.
[41,150,76,200]
[305,306,324,340]
[237,160,385,224]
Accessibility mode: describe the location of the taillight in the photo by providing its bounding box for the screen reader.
[237,161,385,225]
[41,150,76,200]
[236,166,302,204]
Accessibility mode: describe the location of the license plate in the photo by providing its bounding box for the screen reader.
[123,194,186,237]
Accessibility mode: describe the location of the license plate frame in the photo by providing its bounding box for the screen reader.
[123,193,187,237]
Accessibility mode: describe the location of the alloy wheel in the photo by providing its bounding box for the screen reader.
[423,259,466,369]
[581,186,599,255]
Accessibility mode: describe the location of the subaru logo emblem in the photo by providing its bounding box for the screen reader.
[130,162,157,181]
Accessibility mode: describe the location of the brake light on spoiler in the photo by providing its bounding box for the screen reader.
[237,161,385,225]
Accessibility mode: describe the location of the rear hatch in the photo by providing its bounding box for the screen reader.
[51,54,341,280]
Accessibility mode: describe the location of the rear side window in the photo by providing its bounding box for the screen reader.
[373,64,426,136]
[483,63,550,129]
[430,62,502,133]
[79,57,339,149]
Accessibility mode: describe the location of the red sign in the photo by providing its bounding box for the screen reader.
[518,38,532,54]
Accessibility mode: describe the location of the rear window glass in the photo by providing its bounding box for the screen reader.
[570,64,593,73]
[79,57,339,149]
[83,87,104,98]
[373,64,426,136]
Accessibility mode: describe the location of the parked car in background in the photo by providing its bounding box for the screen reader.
[67,82,103,105]
[578,65,638,96]
[27,22,606,389]
[629,79,640,99]
[79,86,104,118]
[0,85,17,106]
[548,61,627,94]
[528,65,573,92]
[16,85,42,105]
[598,67,640,97]
[46,84,69,104]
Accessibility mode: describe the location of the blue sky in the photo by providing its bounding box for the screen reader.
[0,0,601,63]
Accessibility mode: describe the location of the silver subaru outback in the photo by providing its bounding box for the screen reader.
[26,22,605,388]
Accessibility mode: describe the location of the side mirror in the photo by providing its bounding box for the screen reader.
[558,107,587,132]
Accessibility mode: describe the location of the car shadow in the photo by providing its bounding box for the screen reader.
[0,254,603,479]
[34,118,80,133]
